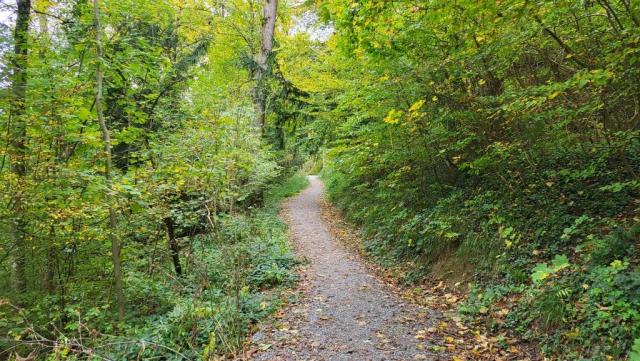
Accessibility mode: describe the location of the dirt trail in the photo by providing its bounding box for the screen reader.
[250,176,442,360]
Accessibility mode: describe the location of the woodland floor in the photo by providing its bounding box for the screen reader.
[241,176,536,361]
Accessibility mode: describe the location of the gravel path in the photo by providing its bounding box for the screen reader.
[250,176,442,361]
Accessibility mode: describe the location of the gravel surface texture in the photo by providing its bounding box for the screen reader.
[249,176,442,361]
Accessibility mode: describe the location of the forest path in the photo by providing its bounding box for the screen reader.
[249,176,443,360]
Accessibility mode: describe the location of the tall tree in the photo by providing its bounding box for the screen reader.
[253,0,277,130]
[92,0,124,320]
[9,0,31,293]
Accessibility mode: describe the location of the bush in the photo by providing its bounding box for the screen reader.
[0,173,308,359]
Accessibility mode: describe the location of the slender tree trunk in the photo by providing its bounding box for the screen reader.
[164,218,182,276]
[38,3,58,296]
[92,0,124,321]
[620,0,640,27]
[45,226,56,293]
[252,0,278,130]
[9,0,32,294]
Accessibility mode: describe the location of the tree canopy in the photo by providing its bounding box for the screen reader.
[1,0,639,359]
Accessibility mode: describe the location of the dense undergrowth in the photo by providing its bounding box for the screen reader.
[275,0,640,359]
[0,0,313,358]
[1,174,307,359]
[3,0,640,359]
[323,142,640,360]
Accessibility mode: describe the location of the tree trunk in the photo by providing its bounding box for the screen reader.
[252,0,278,130]
[164,218,182,276]
[9,0,32,294]
[92,0,125,321]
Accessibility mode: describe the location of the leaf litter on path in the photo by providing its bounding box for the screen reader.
[238,176,539,361]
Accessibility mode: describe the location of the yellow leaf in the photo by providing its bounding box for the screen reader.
[409,99,425,112]
[384,109,403,124]
[445,336,455,344]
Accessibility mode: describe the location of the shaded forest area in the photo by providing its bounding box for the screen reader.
[0,0,309,358]
[1,0,640,360]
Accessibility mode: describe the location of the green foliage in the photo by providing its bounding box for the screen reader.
[0,0,310,359]
[2,0,640,358]
[0,173,306,358]
[531,255,570,283]
[263,174,309,208]
[280,0,640,358]
[630,338,640,361]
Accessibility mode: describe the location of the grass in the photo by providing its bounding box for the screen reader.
[264,173,309,208]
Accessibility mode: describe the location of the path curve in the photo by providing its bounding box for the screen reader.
[250,176,442,360]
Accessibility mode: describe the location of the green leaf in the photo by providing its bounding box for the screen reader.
[531,263,552,283]
[77,107,92,121]
[550,254,569,270]
[629,338,640,361]
[531,254,570,283]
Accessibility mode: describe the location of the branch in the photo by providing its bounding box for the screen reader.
[533,15,587,68]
